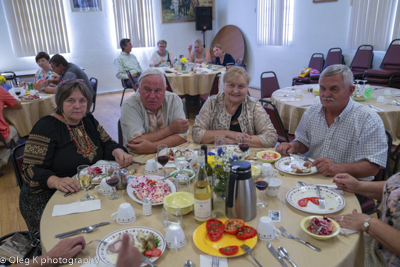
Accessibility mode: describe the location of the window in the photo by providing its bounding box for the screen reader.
[3,0,69,57]
[113,0,155,48]
[348,0,400,51]
[257,0,294,46]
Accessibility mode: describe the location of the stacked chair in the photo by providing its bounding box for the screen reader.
[292,53,324,86]
[260,71,280,99]
[363,39,400,88]
[309,47,344,84]
[350,45,374,79]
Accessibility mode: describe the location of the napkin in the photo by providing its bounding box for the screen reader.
[52,199,101,217]
[340,228,359,235]
[200,255,228,267]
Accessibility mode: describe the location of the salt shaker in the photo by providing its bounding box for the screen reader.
[117,168,128,190]
[142,197,152,216]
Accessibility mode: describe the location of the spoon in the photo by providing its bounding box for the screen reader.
[183,260,193,267]
[278,246,297,267]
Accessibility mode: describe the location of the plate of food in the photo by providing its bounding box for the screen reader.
[75,164,122,185]
[166,147,196,162]
[127,175,175,205]
[96,227,166,267]
[210,145,251,159]
[274,156,317,175]
[352,94,367,101]
[256,150,281,163]
[286,185,345,214]
[21,95,41,101]
[193,218,258,257]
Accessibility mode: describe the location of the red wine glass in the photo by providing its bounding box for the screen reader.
[157,144,169,177]
[238,135,250,159]
[106,170,121,200]
[255,177,269,208]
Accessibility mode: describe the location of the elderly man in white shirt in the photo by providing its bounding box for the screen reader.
[276,64,387,181]
[120,69,189,154]
[114,38,143,88]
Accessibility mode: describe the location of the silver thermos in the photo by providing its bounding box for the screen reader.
[225,161,257,222]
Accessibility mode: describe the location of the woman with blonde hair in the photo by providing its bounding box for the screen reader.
[149,40,174,67]
[192,67,277,147]
[187,39,211,63]
[212,44,235,67]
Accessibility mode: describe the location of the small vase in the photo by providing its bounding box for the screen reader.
[213,170,229,200]
[181,63,187,71]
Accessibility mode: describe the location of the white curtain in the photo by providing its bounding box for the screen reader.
[348,0,399,51]
[257,0,293,46]
[113,0,155,48]
[3,0,69,57]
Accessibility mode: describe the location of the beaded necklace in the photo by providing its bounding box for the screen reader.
[63,118,91,154]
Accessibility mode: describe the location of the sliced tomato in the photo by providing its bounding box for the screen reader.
[236,226,257,240]
[168,155,174,161]
[143,248,162,257]
[298,197,310,207]
[207,227,224,242]
[219,246,239,256]
[224,219,245,235]
[309,197,320,206]
[206,219,224,231]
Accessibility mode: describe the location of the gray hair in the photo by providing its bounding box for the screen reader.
[138,68,166,88]
[54,80,93,115]
[320,64,353,88]
[223,66,251,86]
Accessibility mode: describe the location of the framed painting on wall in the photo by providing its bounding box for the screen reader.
[161,0,213,23]
[70,0,102,12]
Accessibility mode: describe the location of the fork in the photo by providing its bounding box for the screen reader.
[83,239,108,246]
[212,256,219,267]
[316,185,326,209]
[240,244,263,267]
[279,226,321,252]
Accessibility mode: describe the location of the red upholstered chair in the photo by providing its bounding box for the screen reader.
[11,143,25,189]
[361,130,392,217]
[120,69,138,106]
[199,72,221,107]
[292,53,325,86]
[259,99,295,143]
[260,71,280,99]
[363,39,400,88]
[350,45,374,79]
[310,48,344,84]
[163,75,188,118]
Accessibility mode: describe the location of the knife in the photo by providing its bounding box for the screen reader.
[267,242,288,267]
[54,222,110,238]
[141,254,158,267]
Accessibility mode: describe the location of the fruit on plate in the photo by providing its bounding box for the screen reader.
[219,246,239,256]
[236,226,257,240]
[298,197,319,207]
[224,219,244,235]
[207,226,224,242]
[206,219,224,231]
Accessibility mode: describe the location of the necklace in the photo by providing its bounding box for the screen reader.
[63,118,91,154]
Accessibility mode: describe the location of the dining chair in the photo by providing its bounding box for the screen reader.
[260,71,280,99]
[89,77,98,113]
[117,119,123,146]
[361,130,392,218]
[120,69,138,107]
[11,143,25,189]
[0,132,15,150]
[309,47,344,84]
[164,74,188,118]
[199,72,221,107]
[350,44,374,79]
[292,53,325,86]
[259,99,295,143]
[363,39,400,88]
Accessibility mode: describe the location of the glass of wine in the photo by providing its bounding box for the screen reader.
[157,144,169,177]
[14,87,21,98]
[255,177,269,208]
[161,205,183,229]
[238,135,250,159]
[77,165,95,201]
[106,170,121,200]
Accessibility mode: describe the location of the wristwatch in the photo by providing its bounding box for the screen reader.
[363,216,373,233]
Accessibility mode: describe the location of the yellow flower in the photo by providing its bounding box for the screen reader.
[0,75,6,84]
[208,155,216,169]
[180,57,188,64]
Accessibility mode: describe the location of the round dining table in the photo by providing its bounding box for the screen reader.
[271,86,400,146]
[3,90,56,137]
[40,143,364,267]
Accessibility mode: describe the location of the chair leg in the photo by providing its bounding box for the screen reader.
[120,88,127,107]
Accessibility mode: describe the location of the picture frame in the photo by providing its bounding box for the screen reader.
[160,0,213,23]
[70,0,102,12]
[313,0,337,2]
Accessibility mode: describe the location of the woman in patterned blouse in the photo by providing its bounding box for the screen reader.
[192,66,277,147]
[331,173,400,267]
[20,52,59,93]
[19,80,133,232]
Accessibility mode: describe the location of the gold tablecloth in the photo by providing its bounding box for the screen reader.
[3,94,56,137]
[271,87,400,145]
[40,144,364,267]
[165,68,225,96]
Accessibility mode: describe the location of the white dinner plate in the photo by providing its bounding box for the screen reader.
[126,175,176,206]
[275,156,317,175]
[286,185,345,214]
[96,227,166,267]
[74,164,117,184]
[210,145,251,159]
[166,147,196,163]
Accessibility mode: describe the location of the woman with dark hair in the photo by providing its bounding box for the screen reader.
[20,51,59,93]
[212,44,235,67]
[19,80,133,232]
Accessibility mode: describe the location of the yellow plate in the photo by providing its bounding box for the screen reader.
[256,150,281,163]
[300,216,340,240]
[192,218,257,257]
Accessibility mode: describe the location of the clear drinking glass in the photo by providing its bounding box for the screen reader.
[255,177,270,208]
[174,150,191,193]
[214,135,225,151]
[157,144,169,177]
[106,170,121,200]
[162,205,183,229]
[77,165,95,201]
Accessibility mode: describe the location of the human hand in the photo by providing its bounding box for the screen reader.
[169,119,189,134]
[116,233,142,267]
[32,83,43,90]
[54,177,80,193]
[19,81,27,87]
[41,80,51,87]
[46,236,85,261]
[332,173,360,193]
[159,59,166,64]
[312,158,340,176]
[225,132,250,144]
[225,137,237,144]
[194,59,203,63]
[188,44,192,51]
[275,142,294,156]
[127,139,156,154]
[329,209,369,232]
[113,148,134,167]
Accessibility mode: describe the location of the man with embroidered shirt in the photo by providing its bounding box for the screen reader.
[276,64,387,181]
[120,69,189,154]
[114,38,143,88]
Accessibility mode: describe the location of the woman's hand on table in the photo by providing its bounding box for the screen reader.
[50,176,80,193]
[333,173,360,193]
[227,132,251,144]
[329,209,369,232]
[113,148,134,167]
[116,233,142,267]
